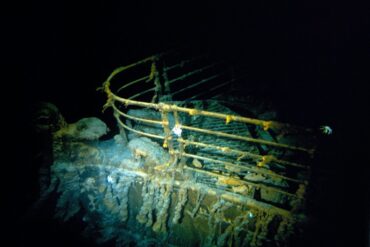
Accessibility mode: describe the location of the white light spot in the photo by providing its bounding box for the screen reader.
[85,177,95,185]
[172,124,182,137]
[248,212,254,218]
[107,175,114,184]
[320,125,333,135]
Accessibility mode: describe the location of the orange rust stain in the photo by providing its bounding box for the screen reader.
[218,177,244,186]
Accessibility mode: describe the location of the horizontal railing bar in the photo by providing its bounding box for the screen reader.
[171,73,223,97]
[170,107,312,136]
[128,87,156,100]
[106,56,155,82]
[163,55,205,71]
[187,73,248,100]
[112,94,158,108]
[114,113,165,140]
[188,79,233,100]
[112,103,308,180]
[117,75,150,93]
[193,152,305,184]
[111,95,304,132]
[112,103,164,126]
[113,103,307,169]
[203,125,248,131]
[180,124,311,153]
[168,62,222,84]
[180,151,305,184]
[178,139,309,169]
[109,96,315,154]
[112,100,307,178]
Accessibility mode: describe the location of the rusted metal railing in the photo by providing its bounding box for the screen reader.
[99,53,316,218]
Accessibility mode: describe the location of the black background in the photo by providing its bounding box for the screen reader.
[3,1,369,246]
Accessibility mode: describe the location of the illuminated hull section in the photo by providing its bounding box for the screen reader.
[39,50,318,246]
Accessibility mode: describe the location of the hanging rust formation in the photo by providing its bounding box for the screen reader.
[94,50,319,246]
